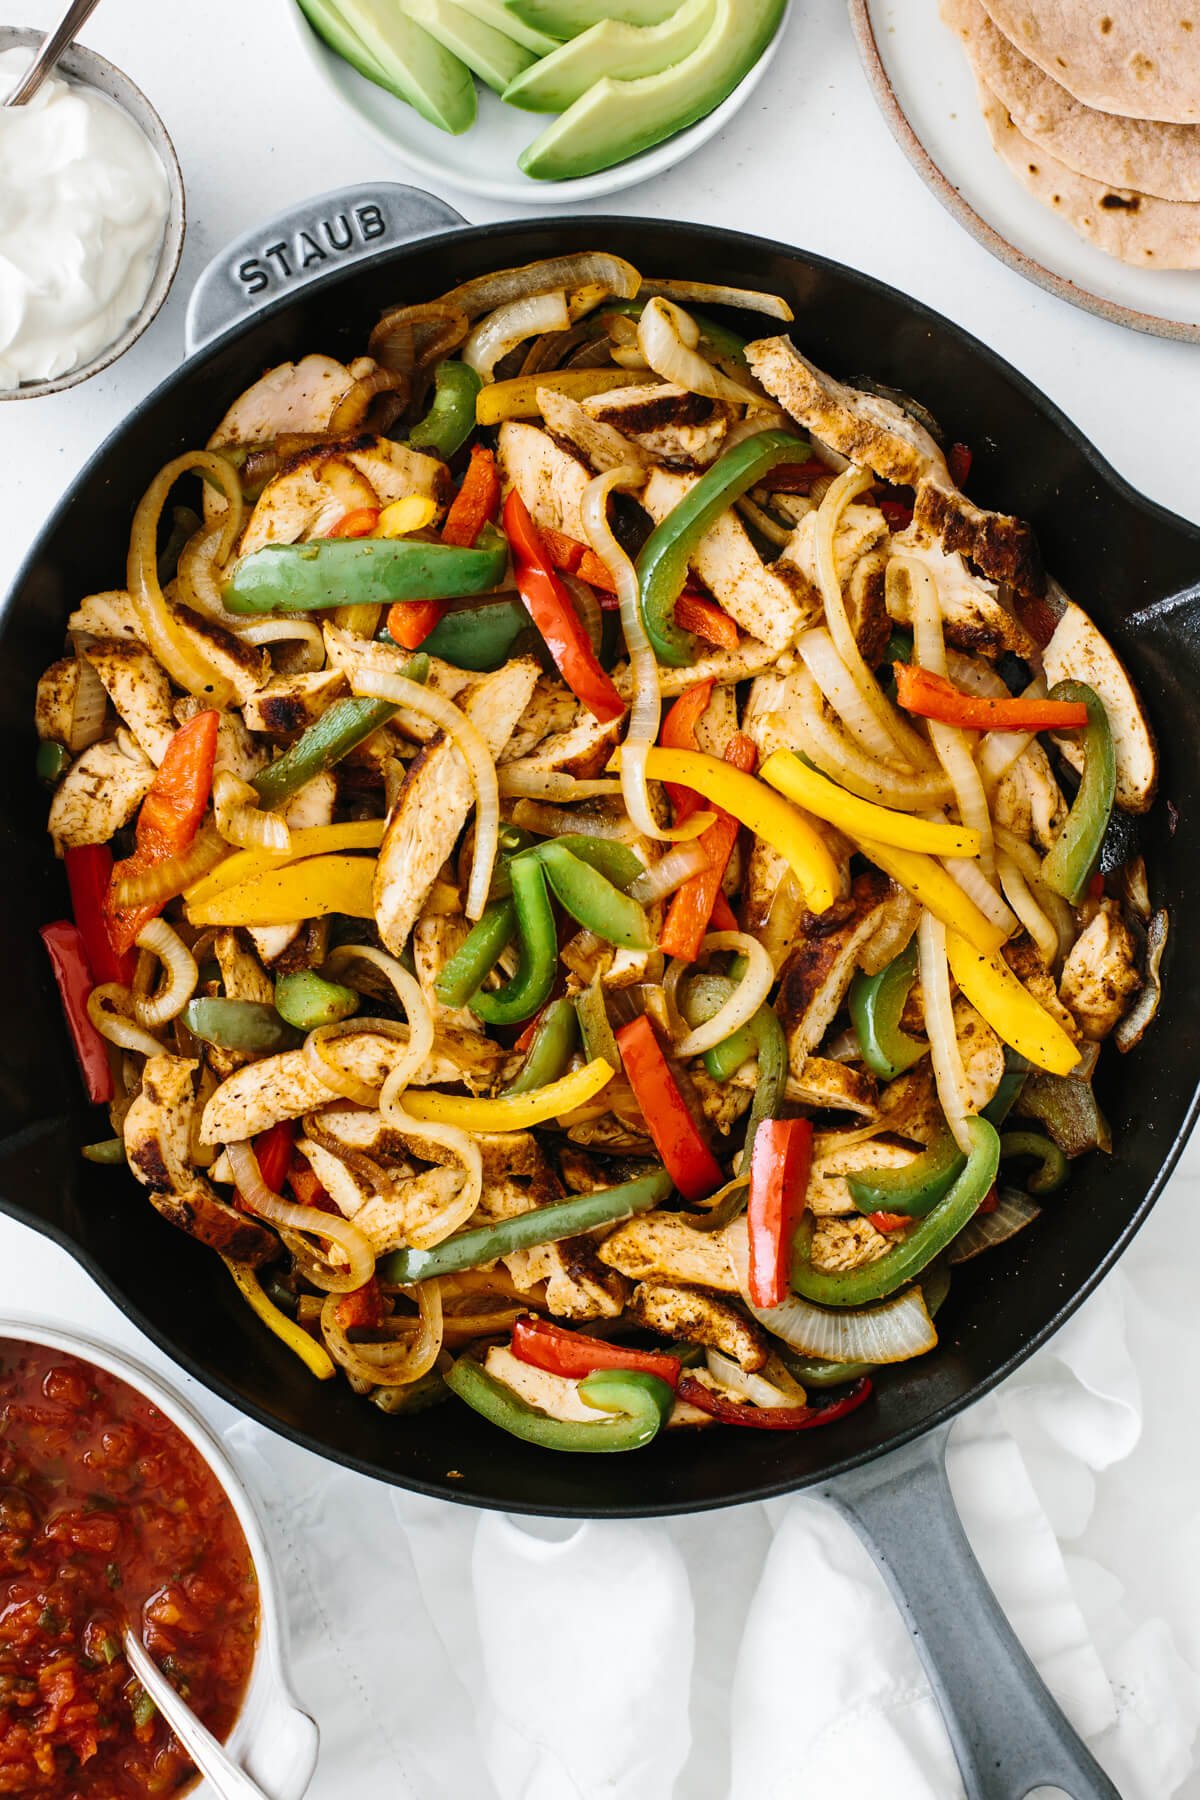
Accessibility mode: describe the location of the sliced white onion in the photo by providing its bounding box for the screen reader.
[978,676,1047,793]
[918,912,974,1155]
[637,297,762,407]
[88,983,165,1060]
[341,643,498,920]
[128,452,244,704]
[943,650,1009,697]
[511,800,634,842]
[627,840,709,905]
[228,616,326,671]
[464,290,570,381]
[438,252,641,322]
[226,1138,375,1291]
[814,474,934,768]
[906,556,995,873]
[736,494,793,547]
[177,526,236,624]
[109,822,229,908]
[941,856,1018,935]
[787,665,954,811]
[949,1187,1041,1263]
[497,768,623,802]
[213,767,292,853]
[996,850,1059,968]
[324,943,434,1103]
[320,1284,443,1386]
[639,277,794,321]
[132,919,198,1028]
[727,1220,937,1362]
[704,1349,803,1408]
[303,1018,410,1106]
[672,932,773,1058]
[797,626,898,759]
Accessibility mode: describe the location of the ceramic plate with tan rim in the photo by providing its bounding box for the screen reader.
[289,0,792,205]
[849,0,1200,341]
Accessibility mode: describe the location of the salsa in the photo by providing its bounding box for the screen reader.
[0,1341,258,1797]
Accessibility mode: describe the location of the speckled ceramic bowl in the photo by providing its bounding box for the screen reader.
[0,27,185,399]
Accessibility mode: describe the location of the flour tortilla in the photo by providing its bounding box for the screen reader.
[978,0,1200,125]
[978,83,1200,268]
[944,0,1200,200]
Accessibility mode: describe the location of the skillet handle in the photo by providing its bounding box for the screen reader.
[183,182,467,356]
[821,1423,1120,1800]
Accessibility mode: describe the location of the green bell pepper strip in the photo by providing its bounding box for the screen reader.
[445,1359,674,1453]
[704,1019,756,1081]
[999,1129,1069,1195]
[636,429,811,666]
[252,656,428,810]
[575,975,620,1069]
[371,1368,450,1415]
[380,1169,673,1286]
[435,898,518,1009]
[420,598,528,671]
[847,1121,966,1218]
[81,1138,125,1165]
[408,360,482,460]
[982,1054,1029,1128]
[470,855,557,1026]
[791,1116,1000,1305]
[36,740,71,786]
[181,997,301,1053]
[777,1259,952,1388]
[503,996,579,1095]
[680,970,788,1168]
[274,970,360,1031]
[1040,681,1116,904]
[223,524,509,616]
[600,299,749,371]
[847,941,927,1082]
[539,842,651,950]
[489,836,645,901]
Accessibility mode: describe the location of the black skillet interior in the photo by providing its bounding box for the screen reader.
[3,218,1199,1516]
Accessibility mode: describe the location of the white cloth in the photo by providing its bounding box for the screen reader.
[225,1200,1200,1800]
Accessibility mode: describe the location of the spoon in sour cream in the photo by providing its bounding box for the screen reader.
[3,0,103,106]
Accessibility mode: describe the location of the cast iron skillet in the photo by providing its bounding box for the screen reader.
[4,187,1199,1798]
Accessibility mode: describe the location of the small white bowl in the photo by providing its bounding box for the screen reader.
[289,0,793,206]
[0,1315,318,1800]
[0,28,186,399]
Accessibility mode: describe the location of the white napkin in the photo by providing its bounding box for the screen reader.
[226,1265,1200,1799]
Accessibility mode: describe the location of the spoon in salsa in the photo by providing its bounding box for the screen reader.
[3,0,103,105]
[122,1628,274,1800]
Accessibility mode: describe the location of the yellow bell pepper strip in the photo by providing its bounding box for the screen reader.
[760,750,983,858]
[944,929,1082,1076]
[183,820,387,908]
[850,837,1007,955]
[611,745,839,915]
[403,1057,614,1132]
[378,494,438,537]
[186,855,376,928]
[475,366,633,426]
[221,1257,336,1380]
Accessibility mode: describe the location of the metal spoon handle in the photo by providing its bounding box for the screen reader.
[4,0,104,105]
[122,1630,271,1800]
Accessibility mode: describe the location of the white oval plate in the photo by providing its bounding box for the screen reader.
[850,0,1200,341]
[290,0,792,206]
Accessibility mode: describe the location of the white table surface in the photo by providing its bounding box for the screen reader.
[2,0,1199,1792]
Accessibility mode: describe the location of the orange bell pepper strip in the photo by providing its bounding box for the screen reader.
[674,590,738,650]
[660,678,715,824]
[336,1276,388,1330]
[326,507,380,539]
[894,664,1089,733]
[504,489,625,724]
[660,733,757,963]
[386,598,445,650]
[106,710,220,956]
[539,525,619,596]
[441,445,501,548]
[616,1014,723,1203]
[709,891,738,931]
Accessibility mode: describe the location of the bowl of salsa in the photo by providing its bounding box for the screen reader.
[0,1320,317,1798]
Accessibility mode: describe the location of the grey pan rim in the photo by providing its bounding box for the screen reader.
[0,27,186,400]
[846,0,1200,345]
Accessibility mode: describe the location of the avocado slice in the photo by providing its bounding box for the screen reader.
[401,0,538,91]
[296,0,395,89]
[453,0,561,55]
[503,0,715,112]
[337,0,478,133]
[519,0,785,180]
[503,0,680,34]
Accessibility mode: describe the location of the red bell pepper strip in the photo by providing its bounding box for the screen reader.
[442,445,501,549]
[868,1210,913,1234]
[709,891,738,932]
[106,710,221,957]
[674,590,738,650]
[660,733,757,963]
[39,921,113,1105]
[894,664,1089,733]
[747,1117,813,1309]
[761,461,826,494]
[64,845,134,987]
[326,507,380,539]
[288,1155,337,1214]
[660,678,715,824]
[386,598,445,651]
[616,1014,723,1203]
[978,1183,999,1216]
[255,1120,295,1195]
[539,525,619,596]
[504,489,625,725]
[336,1276,388,1330]
[880,499,914,530]
[677,1373,873,1429]
[948,441,973,489]
[512,1315,682,1386]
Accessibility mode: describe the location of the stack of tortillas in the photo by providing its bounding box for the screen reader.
[941,0,1200,268]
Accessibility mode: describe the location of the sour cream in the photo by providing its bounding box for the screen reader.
[0,47,169,389]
